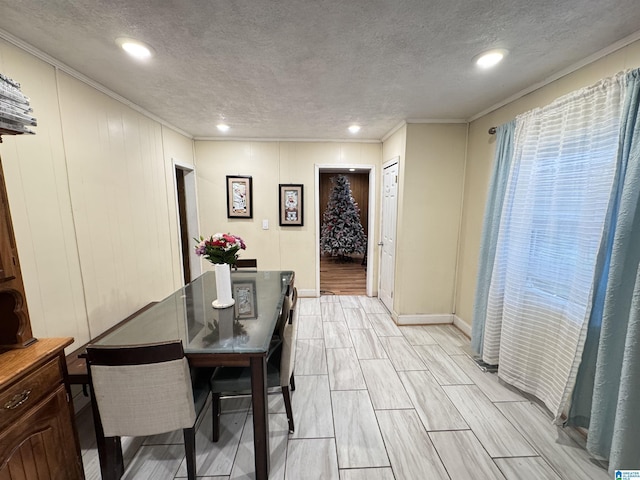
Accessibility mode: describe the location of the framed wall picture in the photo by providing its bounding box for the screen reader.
[279,184,304,226]
[226,175,253,218]
[233,280,257,319]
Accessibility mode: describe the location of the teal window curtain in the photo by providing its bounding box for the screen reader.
[569,68,640,472]
[482,77,623,419]
[470,121,515,357]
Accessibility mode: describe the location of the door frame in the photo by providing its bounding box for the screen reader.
[314,164,376,297]
[172,159,202,284]
[379,156,400,313]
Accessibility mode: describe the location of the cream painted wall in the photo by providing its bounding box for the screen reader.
[0,39,195,350]
[454,39,640,329]
[381,125,406,164]
[56,73,180,339]
[194,141,382,293]
[392,123,467,317]
[0,40,88,347]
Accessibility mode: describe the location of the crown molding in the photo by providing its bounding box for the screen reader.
[406,118,467,124]
[193,136,381,143]
[468,29,640,122]
[0,28,193,139]
[381,120,407,143]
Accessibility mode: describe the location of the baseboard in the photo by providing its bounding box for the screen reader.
[396,314,453,325]
[453,315,472,337]
[297,289,317,298]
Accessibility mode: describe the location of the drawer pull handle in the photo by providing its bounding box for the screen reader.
[4,390,31,410]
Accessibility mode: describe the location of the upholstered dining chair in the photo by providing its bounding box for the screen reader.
[273,284,297,336]
[210,291,298,441]
[86,341,210,480]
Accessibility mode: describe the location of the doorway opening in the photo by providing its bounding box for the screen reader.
[315,165,376,297]
[175,168,190,285]
[173,161,201,285]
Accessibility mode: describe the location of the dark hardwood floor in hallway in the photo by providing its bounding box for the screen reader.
[320,253,367,295]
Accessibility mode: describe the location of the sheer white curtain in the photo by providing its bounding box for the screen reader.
[482,74,626,419]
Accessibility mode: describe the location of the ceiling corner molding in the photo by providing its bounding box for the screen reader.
[193,136,381,143]
[381,120,407,143]
[405,118,467,124]
[0,27,193,139]
[467,28,640,123]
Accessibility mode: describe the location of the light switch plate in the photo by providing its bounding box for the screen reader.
[262,219,269,230]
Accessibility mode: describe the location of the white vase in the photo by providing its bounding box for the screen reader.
[212,263,235,308]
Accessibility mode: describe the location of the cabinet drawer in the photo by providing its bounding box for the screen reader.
[0,357,62,430]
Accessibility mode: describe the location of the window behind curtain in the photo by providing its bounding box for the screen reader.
[524,117,620,309]
[483,77,625,418]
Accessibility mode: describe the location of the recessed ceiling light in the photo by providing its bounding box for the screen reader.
[475,49,508,69]
[116,37,154,60]
[348,125,361,134]
[349,168,356,172]
[216,123,230,132]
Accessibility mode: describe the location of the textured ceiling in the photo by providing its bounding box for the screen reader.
[0,0,639,140]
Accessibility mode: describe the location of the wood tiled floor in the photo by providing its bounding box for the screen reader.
[77,295,609,479]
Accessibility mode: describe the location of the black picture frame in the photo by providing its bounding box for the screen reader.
[226,175,253,218]
[279,184,304,226]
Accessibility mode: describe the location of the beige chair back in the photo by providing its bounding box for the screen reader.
[279,300,298,386]
[88,344,196,437]
[275,294,291,338]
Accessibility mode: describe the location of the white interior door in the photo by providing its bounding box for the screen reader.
[379,160,398,312]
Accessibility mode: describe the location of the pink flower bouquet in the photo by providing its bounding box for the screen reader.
[194,233,246,265]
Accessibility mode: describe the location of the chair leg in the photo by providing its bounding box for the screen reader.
[183,427,196,480]
[290,372,296,392]
[102,436,124,480]
[212,392,221,442]
[282,386,294,433]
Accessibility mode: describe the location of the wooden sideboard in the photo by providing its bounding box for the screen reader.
[0,156,34,349]
[0,150,84,478]
[0,338,84,479]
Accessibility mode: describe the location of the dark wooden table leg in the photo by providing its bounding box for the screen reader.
[250,355,270,480]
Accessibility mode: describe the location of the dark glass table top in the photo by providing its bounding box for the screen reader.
[93,271,294,354]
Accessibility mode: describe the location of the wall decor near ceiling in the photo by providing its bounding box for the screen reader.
[226,175,253,218]
[279,184,304,226]
[0,73,37,142]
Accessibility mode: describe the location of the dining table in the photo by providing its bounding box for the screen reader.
[89,269,295,480]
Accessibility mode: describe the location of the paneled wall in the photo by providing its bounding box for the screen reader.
[0,40,88,348]
[56,72,177,337]
[0,38,194,349]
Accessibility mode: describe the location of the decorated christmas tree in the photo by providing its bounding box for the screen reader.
[320,175,367,259]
